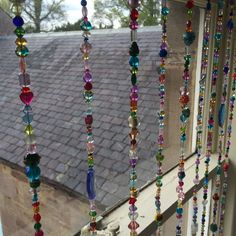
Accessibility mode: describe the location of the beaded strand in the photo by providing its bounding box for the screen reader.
[200,1,224,235]
[218,48,236,236]
[210,2,234,235]
[127,0,141,235]
[10,1,44,235]
[191,1,212,235]
[154,0,170,235]
[80,0,97,234]
[176,1,196,235]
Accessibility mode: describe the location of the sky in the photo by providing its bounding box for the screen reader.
[64,0,94,24]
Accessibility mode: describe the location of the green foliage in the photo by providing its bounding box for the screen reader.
[54,19,83,32]
[93,0,160,29]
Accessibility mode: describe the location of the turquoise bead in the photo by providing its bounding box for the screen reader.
[32,194,38,202]
[26,166,41,181]
[80,21,92,31]
[183,32,196,46]
[22,113,33,124]
[162,7,170,16]
[129,56,139,67]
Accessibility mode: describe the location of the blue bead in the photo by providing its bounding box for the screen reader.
[81,0,87,6]
[26,166,41,181]
[159,49,168,58]
[87,168,96,200]
[22,113,33,124]
[176,208,183,214]
[32,194,38,202]
[129,56,139,67]
[13,16,24,27]
[227,19,234,31]
[224,66,229,74]
[218,104,226,128]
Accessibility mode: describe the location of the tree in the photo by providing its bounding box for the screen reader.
[54,19,83,32]
[93,0,160,29]
[23,0,66,32]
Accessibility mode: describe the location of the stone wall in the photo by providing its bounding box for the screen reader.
[0,163,102,236]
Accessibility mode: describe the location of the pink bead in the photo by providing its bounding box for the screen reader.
[130,20,139,30]
[83,71,92,82]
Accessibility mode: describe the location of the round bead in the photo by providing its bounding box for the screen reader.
[14,27,25,37]
[15,46,29,57]
[162,7,170,16]
[129,56,139,67]
[35,230,44,236]
[159,49,168,58]
[80,20,92,31]
[81,0,87,6]
[210,223,218,232]
[128,0,140,8]
[130,9,139,20]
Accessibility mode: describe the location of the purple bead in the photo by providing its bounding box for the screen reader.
[130,158,137,166]
[130,92,138,101]
[131,85,138,93]
[130,20,139,30]
[83,71,92,82]
[161,42,168,50]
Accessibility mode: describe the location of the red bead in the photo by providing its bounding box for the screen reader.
[186,0,194,9]
[90,222,97,230]
[84,82,92,91]
[33,213,41,222]
[159,74,165,83]
[179,94,189,105]
[223,163,229,171]
[85,115,93,125]
[20,91,34,105]
[35,230,44,236]
[130,9,139,21]
[129,197,137,205]
[32,202,40,207]
[213,193,219,201]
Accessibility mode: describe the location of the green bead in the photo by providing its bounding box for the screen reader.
[15,46,29,57]
[30,179,41,188]
[183,32,196,46]
[182,108,190,118]
[84,91,93,103]
[131,74,137,85]
[131,111,137,118]
[210,223,218,232]
[15,27,25,37]
[187,9,193,15]
[89,211,97,217]
[34,223,42,230]
[156,153,164,161]
[161,6,170,16]
[80,21,92,31]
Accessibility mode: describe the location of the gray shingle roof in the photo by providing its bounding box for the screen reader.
[0,27,162,207]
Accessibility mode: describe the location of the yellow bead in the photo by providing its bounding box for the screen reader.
[15,38,27,46]
[25,125,34,135]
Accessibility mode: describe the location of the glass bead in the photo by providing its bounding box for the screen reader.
[15,46,29,57]
[20,90,34,105]
[87,168,96,200]
[25,125,34,135]
[162,6,170,16]
[80,42,92,54]
[128,0,140,8]
[22,113,33,124]
[84,91,93,103]
[24,153,41,167]
[156,153,164,161]
[128,212,138,220]
[159,49,168,58]
[128,221,139,230]
[186,0,194,8]
[81,0,87,6]
[130,9,139,20]
[131,30,137,42]
[19,73,30,86]
[210,223,218,232]
[83,70,92,82]
[30,179,41,188]
[129,56,139,67]
[13,15,24,27]
[130,20,139,30]
[11,4,23,15]
[128,116,139,128]
[80,20,92,31]
[26,166,41,181]
[183,32,196,46]
[218,104,225,127]
[34,223,42,230]
[15,38,27,46]
[84,82,92,91]
[14,27,25,38]
[82,6,88,17]
[129,42,139,56]
[35,230,44,236]
[89,210,97,217]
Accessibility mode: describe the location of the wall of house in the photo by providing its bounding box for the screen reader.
[0,163,102,236]
[0,8,14,36]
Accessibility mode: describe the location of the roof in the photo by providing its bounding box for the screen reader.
[0,27,162,207]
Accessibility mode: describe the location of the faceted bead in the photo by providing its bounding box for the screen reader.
[87,168,96,200]
[30,179,41,188]
[20,89,34,105]
[129,197,137,205]
[128,221,139,230]
[15,27,25,37]
[83,70,92,82]
[34,213,41,222]
[81,0,87,6]
[183,31,196,46]
[131,74,137,85]
[84,82,92,91]
[34,223,42,230]
[128,116,139,128]
[26,166,41,181]
[130,9,139,21]
[19,73,30,86]
[24,153,41,167]
[128,211,138,220]
[80,20,92,31]
[15,46,29,57]
[85,115,93,125]
[210,223,218,232]
[22,113,33,124]
[182,107,190,118]
[159,49,168,58]
[15,37,27,46]
[162,6,170,16]
[35,230,44,236]
[89,210,97,217]
[25,125,34,135]
[80,42,92,54]
[155,213,163,222]
[129,56,139,67]
[130,20,139,30]
[179,95,189,105]
[186,0,194,9]
[128,0,140,8]
[156,153,164,161]
[13,15,24,27]
[129,42,139,56]
[84,91,93,103]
